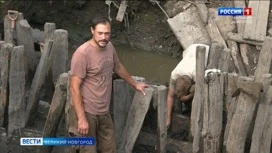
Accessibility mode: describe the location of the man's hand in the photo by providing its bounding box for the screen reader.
[135,83,149,95]
[166,116,171,129]
[78,117,89,136]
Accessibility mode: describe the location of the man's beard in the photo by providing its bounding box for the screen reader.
[94,39,109,48]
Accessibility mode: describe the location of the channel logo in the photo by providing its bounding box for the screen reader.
[218,7,252,16]
[20,137,95,146]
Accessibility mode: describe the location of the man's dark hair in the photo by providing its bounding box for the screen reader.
[91,16,111,29]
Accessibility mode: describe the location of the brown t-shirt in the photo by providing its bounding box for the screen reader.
[70,41,120,115]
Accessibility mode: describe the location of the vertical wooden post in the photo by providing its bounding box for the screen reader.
[223,73,238,150]
[254,37,272,81]
[51,29,68,85]
[250,75,272,153]
[113,79,135,145]
[202,72,224,153]
[243,1,270,41]
[38,73,68,153]
[17,19,39,73]
[4,12,24,44]
[0,43,13,126]
[117,88,154,153]
[8,46,26,136]
[44,23,56,41]
[218,48,230,73]
[227,40,248,76]
[206,42,224,69]
[190,46,206,153]
[157,85,167,153]
[25,40,53,126]
[225,77,262,153]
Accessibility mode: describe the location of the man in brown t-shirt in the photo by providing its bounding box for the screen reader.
[69,16,148,153]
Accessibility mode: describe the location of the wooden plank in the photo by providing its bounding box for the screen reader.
[218,48,230,73]
[51,29,68,85]
[206,17,227,48]
[44,22,56,41]
[8,46,26,136]
[250,75,272,153]
[0,43,13,126]
[4,12,24,44]
[227,40,248,76]
[223,73,238,152]
[38,73,68,153]
[190,46,206,153]
[225,76,262,153]
[137,131,192,153]
[113,79,135,145]
[203,73,224,153]
[254,37,272,81]
[195,0,208,24]
[25,40,54,126]
[0,41,5,78]
[243,1,270,41]
[206,42,224,69]
[17,19,40,74]
[234,0,246,34]
[156,85,167,153]
[117,87,154,153]
[167,5,211,49]
[228,33,263,46]
[116,0,127,22]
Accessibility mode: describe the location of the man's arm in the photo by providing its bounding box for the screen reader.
[166,88,175,128]
[114,62,148,95]
[70,75,89,136]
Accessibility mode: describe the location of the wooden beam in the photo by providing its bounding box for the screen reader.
[38,73,68,153]
[17,19,40,73]
[25,40,54,126]
[8,46,26,136]
[51,29,68,85]
[167,5,211,49]
[207,42,224,69]
[250,78,272,153]
[113,79,135,145]
[44,22,56,41]
[202,72,224,153]
[195,0,208,24]
[206,17,227,48]
[234,0,246,35]
[4,12,24,44]
[0,43,13,126]
[116,0,127,22]
[190,46,206,153]
[225,76,262,153]
[156,85,167,153]
[218,48,230,73]
[117,87,154,153]
[227,40,248,76]
[243,1,270,41]
[228,33,263,46]
[254,37,272,81]
[223,73,238,151]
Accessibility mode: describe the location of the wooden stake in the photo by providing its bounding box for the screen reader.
[38,73,68,153]
[190,46,206,153]
[157,85,167,153]
[8,46,26,136]
[0,43,13,126]
[25,40,53,126]
[117,88,153,153]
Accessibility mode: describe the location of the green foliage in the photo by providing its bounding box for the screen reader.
[0,0,4,4]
